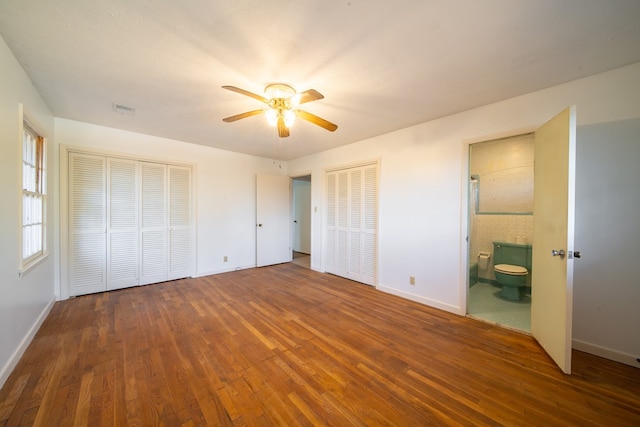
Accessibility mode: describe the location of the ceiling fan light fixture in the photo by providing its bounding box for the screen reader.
[222,84,337,137]
[265,109,278,127]
[283,109,296,127]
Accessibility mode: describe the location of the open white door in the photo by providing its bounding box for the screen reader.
[256,174,292,267]
[531,106,577,374]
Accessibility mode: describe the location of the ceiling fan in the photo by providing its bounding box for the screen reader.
[222,83,338,138]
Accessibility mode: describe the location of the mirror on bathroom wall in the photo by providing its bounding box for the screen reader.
[470,133,534,215]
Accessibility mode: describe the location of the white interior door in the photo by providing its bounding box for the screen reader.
[531,106,577,374]
[256,174,291,267]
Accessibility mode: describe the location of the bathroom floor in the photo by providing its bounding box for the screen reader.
[468,282,531,333]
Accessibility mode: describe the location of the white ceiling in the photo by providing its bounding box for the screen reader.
[2,1,640,161]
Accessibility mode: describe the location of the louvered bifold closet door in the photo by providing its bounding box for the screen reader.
[325,164,378,286]
[140,162,168,285]
[326,173,337,273]
[69,153,107,296]
[360,165,378,285]
[107,158,139,290]
[326,170,349,278]
[348,169,363,280]
[168,165,191,280]
[336,171,349,277]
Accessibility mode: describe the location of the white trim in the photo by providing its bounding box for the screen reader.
[459,138,470,316]
[377,284,464,315]
[572,339,640,369]
[61,143,194,169]
[460,127,543,317]
[193,264,255,277]
[18,104,49,276]
[323,157,380,174]
[0,297,55,388]
[18,251,50,278]
[289,169,312,179]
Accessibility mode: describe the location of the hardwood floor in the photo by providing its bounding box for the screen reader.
[1,263,639,426]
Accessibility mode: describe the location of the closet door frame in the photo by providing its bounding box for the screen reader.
[59,145,196,300]
[324,159,379,286]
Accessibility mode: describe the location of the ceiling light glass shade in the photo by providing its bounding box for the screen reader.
[264,83,295,100]
[288,94,301,108]
[265,109,278,127]
[283,109,296,127]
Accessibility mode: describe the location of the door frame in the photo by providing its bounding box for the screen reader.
[291,173,312,258]
[256,174,292,267]
[322,158,380,286]
[461,126,536,316]
[462,108,576,373]
[59,144,197,300]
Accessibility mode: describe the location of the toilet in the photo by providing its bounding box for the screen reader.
[492,242,532,301]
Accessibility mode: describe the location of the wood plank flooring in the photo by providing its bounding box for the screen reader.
[1,263,639,426]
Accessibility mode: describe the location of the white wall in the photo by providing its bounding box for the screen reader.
[55,118,287,299]
[574,118,640,366]
[0,37,57,386]
[288,62,640,366]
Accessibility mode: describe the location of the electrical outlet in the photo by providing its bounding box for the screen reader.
[224,256,228,262]
[409,276,415,285]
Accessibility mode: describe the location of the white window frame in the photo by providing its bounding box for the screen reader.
[19,120,48,275]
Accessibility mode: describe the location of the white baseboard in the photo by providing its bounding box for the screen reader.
[0,297,56,388]
[376,285,463,315]
[572,338,640,369]
[193,264,255,278]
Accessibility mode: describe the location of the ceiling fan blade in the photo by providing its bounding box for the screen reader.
[222,86,269,104]
[222,109,264,122]
[277,115,290,138]
[296,110,338,132]
[295,89,324,105]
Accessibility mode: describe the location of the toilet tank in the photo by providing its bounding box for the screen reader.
[493,242,532,270]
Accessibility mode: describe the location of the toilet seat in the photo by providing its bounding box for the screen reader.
[494,264,528,275]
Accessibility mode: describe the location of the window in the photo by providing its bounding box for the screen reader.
[21,122,47,271]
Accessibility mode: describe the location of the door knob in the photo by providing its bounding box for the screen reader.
[551,249,565,259]
[257,223,262,227]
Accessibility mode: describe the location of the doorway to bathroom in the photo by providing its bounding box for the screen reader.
[467,133,534,333]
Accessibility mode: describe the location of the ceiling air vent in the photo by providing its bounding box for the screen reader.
[112,102,136,115]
